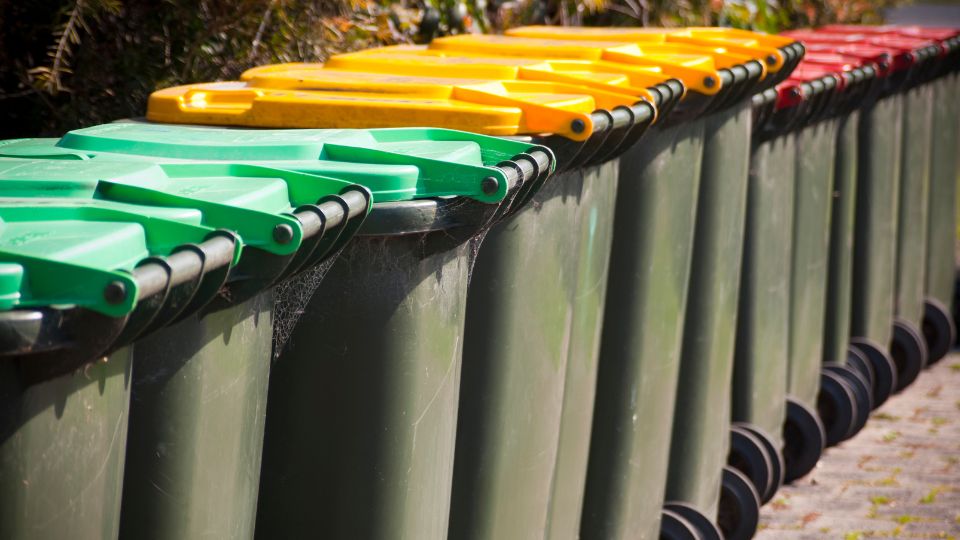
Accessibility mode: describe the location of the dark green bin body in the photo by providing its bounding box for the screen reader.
[580,118,705,540]
[925,73,960,310]
[787,119,838,409]
[925,73,960,312]
[449,160,620,540]
[823,111,861,366]
[119,296,274,539]
[665,101,753,517]
[0,348,132,540]
[894,86,934,337]
[733,129,796,450]
[255,209,478,539]
[851,96,903,353]
[547,160,620,539]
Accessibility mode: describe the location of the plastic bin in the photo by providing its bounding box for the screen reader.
[924,37,960,362]
[189,60,661,539]
[783,30,921,408]
[729,87,795,507]
[811,53,886,425]
[894,26,960,364]
[0,188,241,540]
[799,28,946,393]
[150,67,683,539]
[814,55,881,443]
[0,154,375,540]
[454,28,796,540]
[0,125,550,539]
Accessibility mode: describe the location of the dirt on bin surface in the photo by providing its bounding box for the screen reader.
[757,353,960,539]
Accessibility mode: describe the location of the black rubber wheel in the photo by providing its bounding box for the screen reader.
[733,422,784,504]
[849,338,897,409]
[846,345,875,398]
[783,397,826,483]
[727,425,774,506]
[922,298,955,365]
[818,370,859,447]
[718,466,761,540]
[822,363,871,440]
[890,318,928,392]
[663,502,722,540]
[660,508,703,540]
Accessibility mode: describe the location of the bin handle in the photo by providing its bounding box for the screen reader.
[130,233,237,302]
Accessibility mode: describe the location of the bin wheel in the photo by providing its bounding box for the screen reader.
[818,370,859,447]
[890,318,928,392]
[663,502,722,540]
[822,363,871,439]
[849,338,897,409]
[718,466,761,540]
[727,425,774,506]
[660,509,703,540]
[846,345,875,398]
[922,298,955,365]
[734,422,785,504]
[783,397,825,483]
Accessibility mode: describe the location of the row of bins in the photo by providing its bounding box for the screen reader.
[0,23,956,540]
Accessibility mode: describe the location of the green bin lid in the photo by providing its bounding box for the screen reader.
[0,196,239,317]
[0,124,555,318]
[0,157,379,316]
[0,122,555,203]
[0,158,363,257]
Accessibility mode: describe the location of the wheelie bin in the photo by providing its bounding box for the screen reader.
[783,29,926,409]
[148,69,669,540]
[727,82,800,510]
[0,153,367,537]
[496,26,799,510]
[440,29,799,540]
[193,59,662,539]
[816,26,960,364]
[0,181,240,540]
[882,26,960,363]
[883,26,960,365]
[911,28,960,364]
[0,124,549,539]
[296,47,683,538]
[804,56,885,446]
[812,27,948,392]
[773,59,883,479]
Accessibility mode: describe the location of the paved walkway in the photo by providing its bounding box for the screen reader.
[757,353,960,539]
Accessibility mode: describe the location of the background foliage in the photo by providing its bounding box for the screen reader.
[0,0,897,137]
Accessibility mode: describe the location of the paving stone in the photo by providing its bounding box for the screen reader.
[757,353,960,539]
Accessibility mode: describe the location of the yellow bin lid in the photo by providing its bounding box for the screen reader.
[148,77,610,140]
[428,34,738,94]
[507,26,788,72]
[251,47,669,103]
[240,68,644,112]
